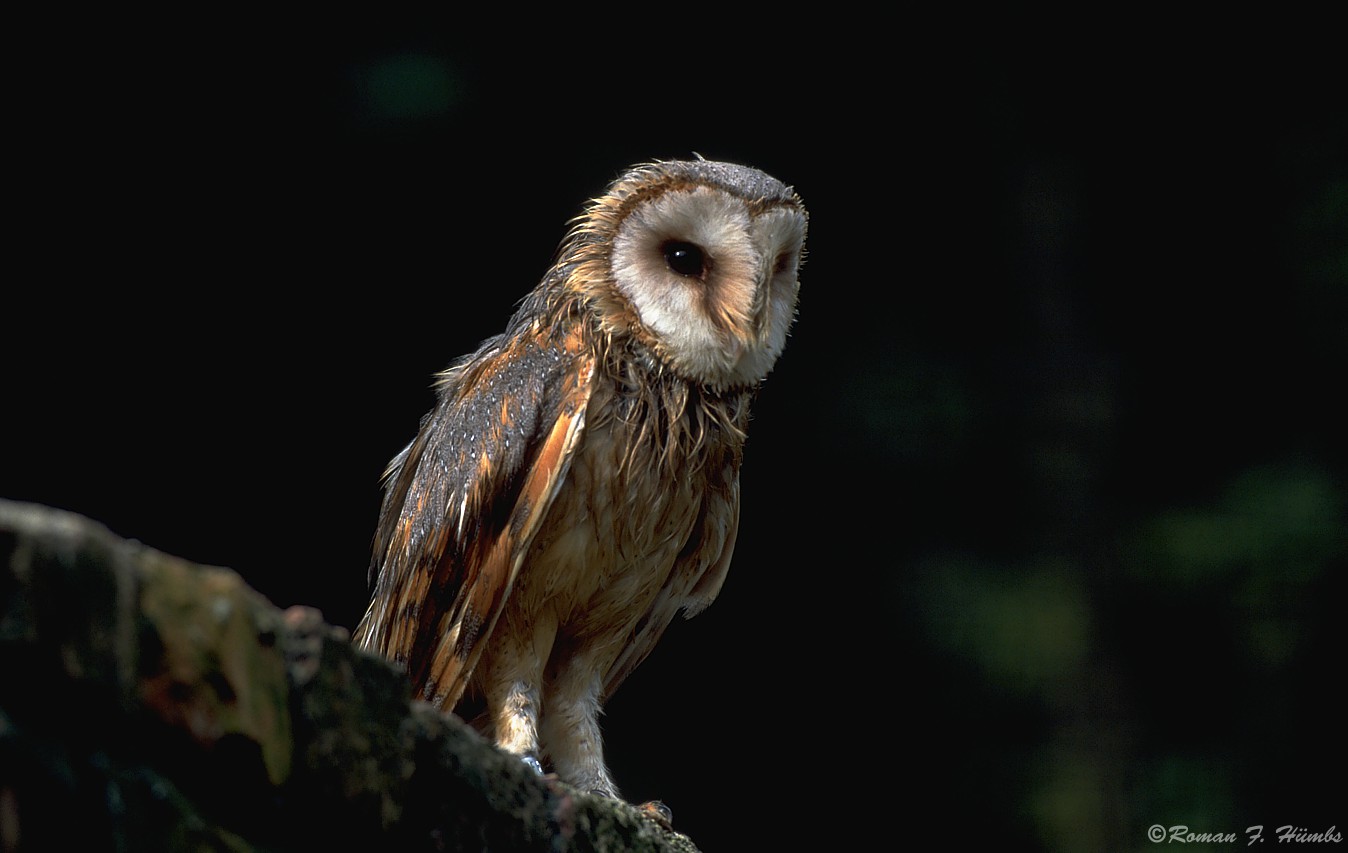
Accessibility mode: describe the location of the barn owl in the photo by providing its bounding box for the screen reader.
[354,158,807,801]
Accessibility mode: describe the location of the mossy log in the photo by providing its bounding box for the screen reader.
[0,499,699,852]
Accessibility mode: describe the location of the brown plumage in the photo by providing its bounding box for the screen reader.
[354,159,807,798]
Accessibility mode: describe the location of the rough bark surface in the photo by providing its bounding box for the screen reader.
[0,499,699,852]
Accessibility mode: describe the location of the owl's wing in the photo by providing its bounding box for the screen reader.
[354,324,595,710]
[601,473,740,699]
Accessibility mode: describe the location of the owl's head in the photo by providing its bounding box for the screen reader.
[566,159,807,390]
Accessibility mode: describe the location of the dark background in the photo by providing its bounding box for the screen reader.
[7,15,1345,851]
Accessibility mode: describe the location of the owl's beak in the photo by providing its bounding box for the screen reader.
[749,258,775,343]
[721,258,776,366]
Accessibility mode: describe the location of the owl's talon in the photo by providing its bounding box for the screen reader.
[638,800,674,830]
[521,753,545,775]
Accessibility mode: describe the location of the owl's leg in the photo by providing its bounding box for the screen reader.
[477,610,557,776]
[490,678,545,773]
[540,651,620,799]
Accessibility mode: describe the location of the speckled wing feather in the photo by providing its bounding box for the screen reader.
[600,472,740,700]
[354,322,595,710]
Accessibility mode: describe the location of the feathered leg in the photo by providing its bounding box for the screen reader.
[541,649,620,798]
[476,610,557,774]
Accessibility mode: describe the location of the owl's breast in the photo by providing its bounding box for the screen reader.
[518,428,692,638]
[508,379,740,644]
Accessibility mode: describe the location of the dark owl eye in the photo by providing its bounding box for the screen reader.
[661,240,707,278]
